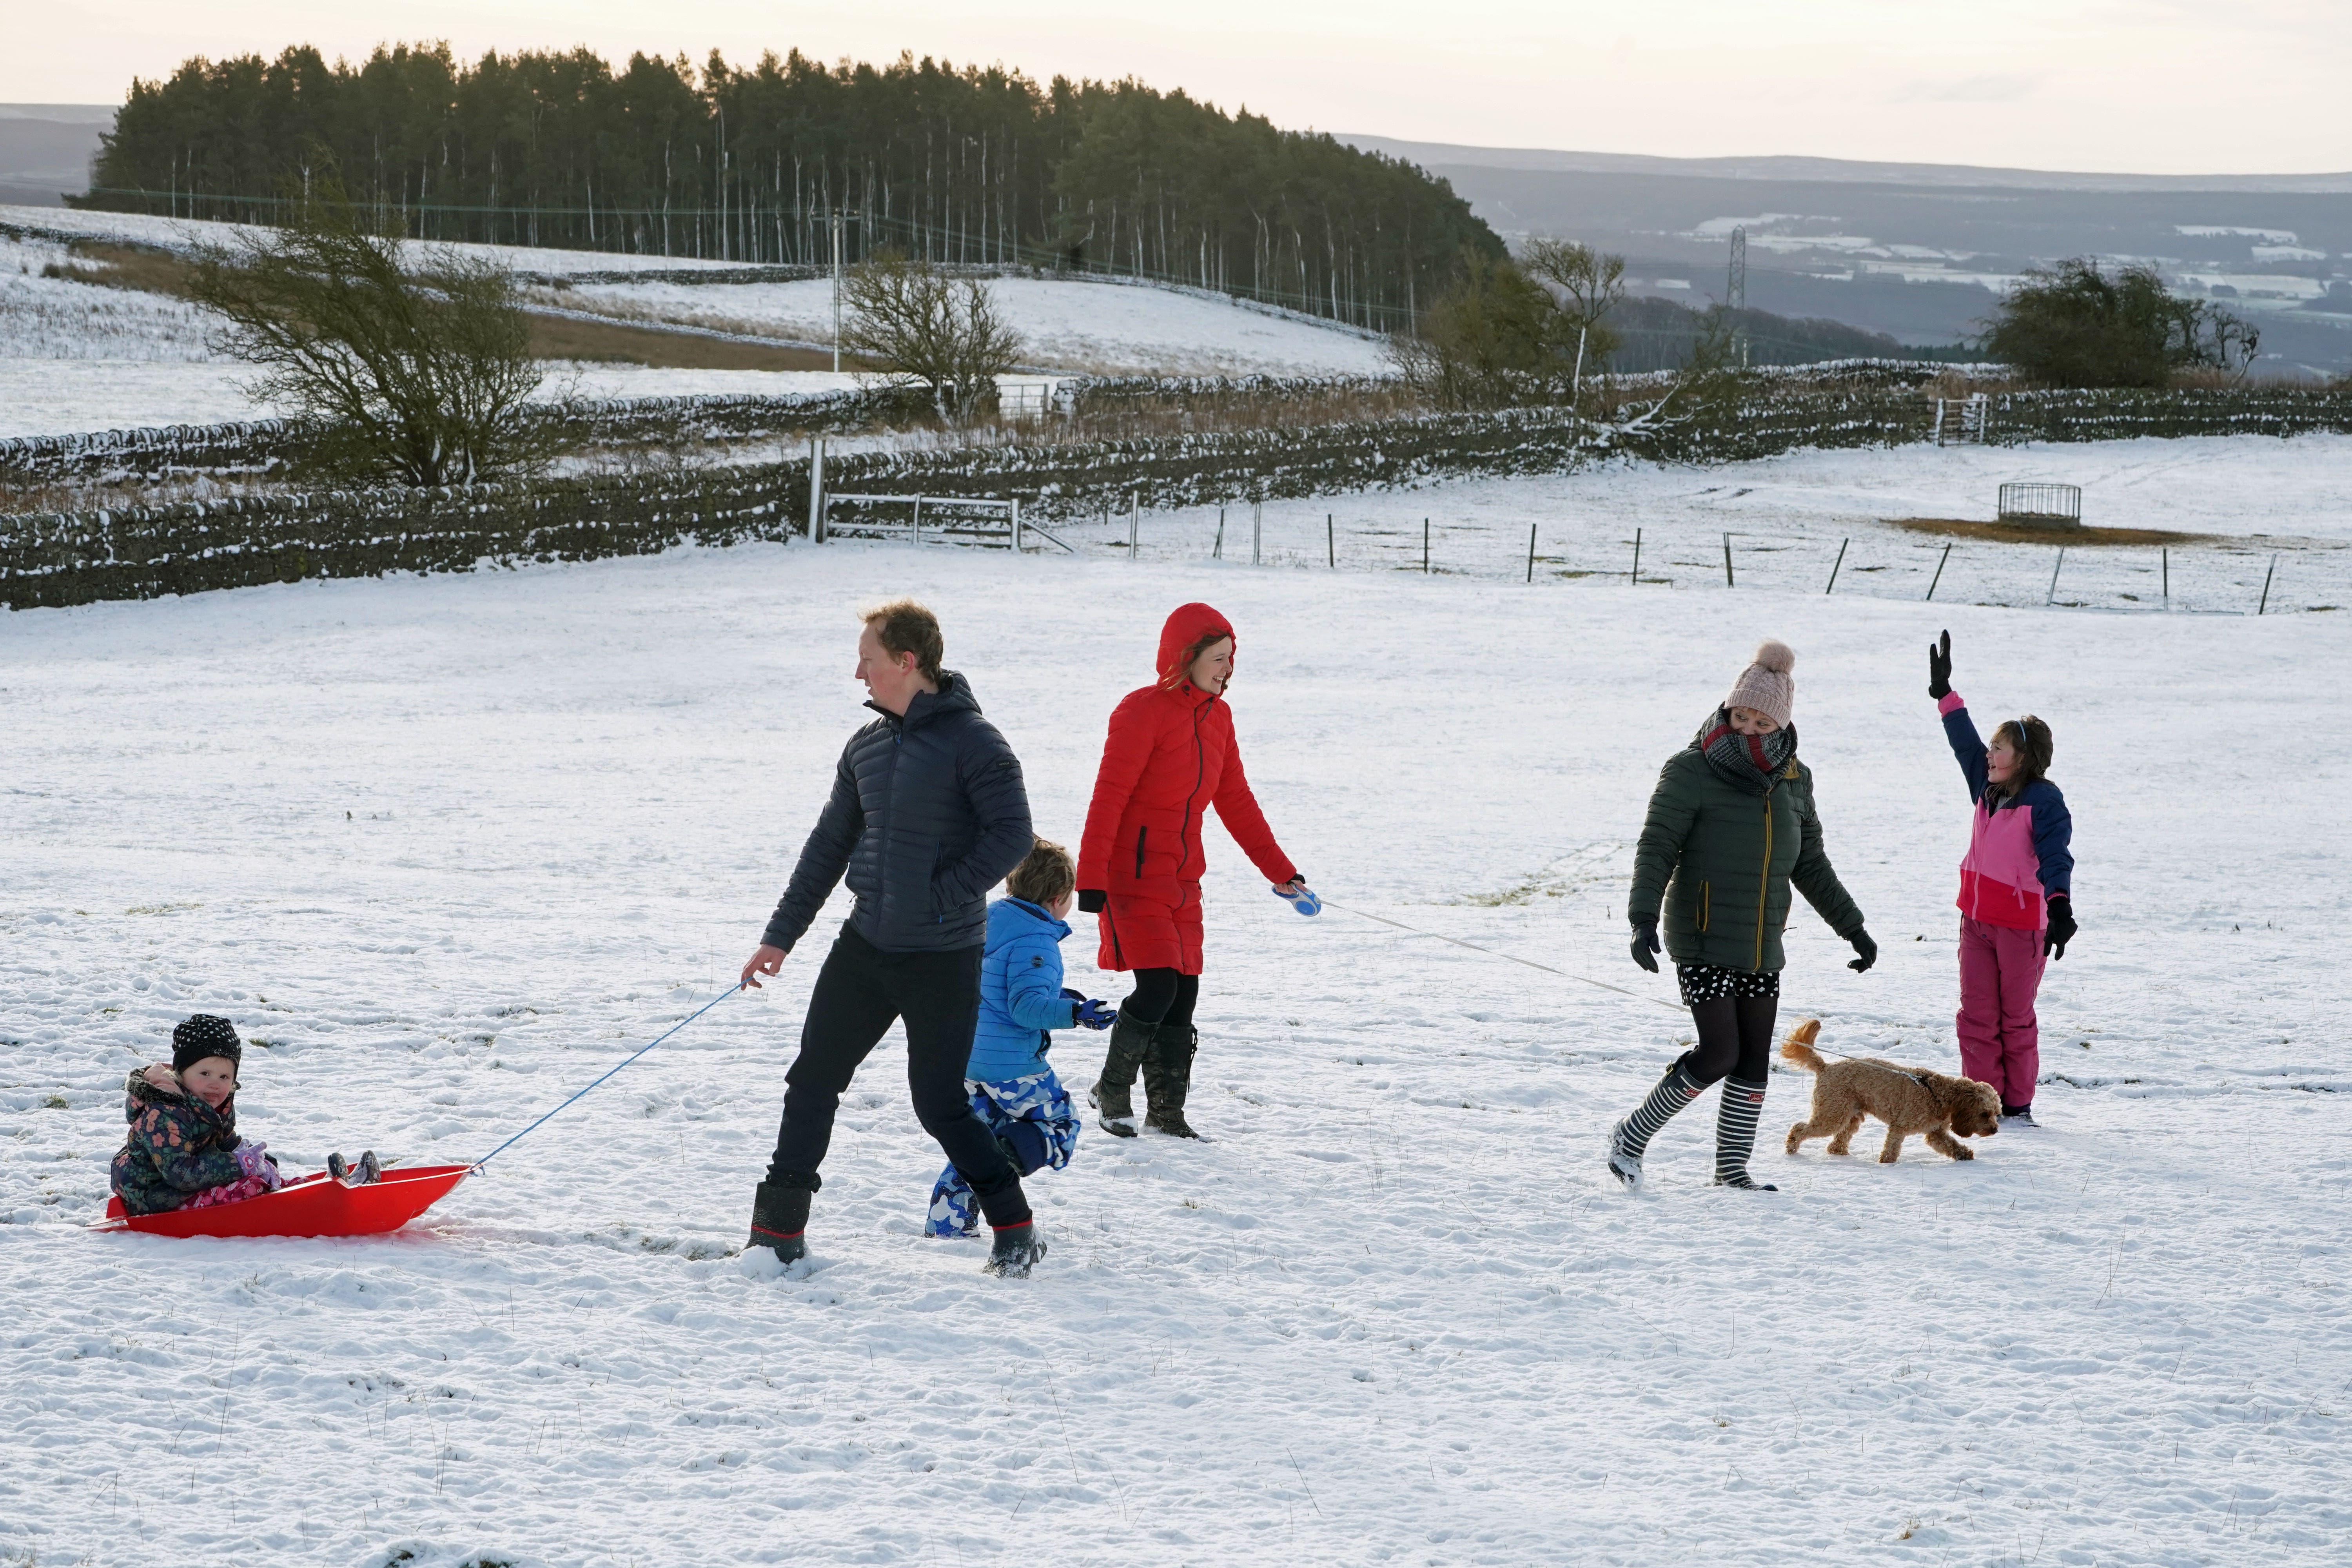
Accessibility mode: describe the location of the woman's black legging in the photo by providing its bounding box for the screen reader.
[1682,996,1780,1086]
[1121,968,1200,1033]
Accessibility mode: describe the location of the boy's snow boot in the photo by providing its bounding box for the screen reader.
[1143,1024,1202,1140]
[748,1181,811,1263]
[1608,1060,1704,1189]
[982,1221,1047,1278]
[327,1152,350,1184]
[1088,1011,1154,1138]
[1712,1075,1779,1191]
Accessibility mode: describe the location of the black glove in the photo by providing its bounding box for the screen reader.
[1076,889,1106,914]
[1629,915,1661,973]
[2044,896,2075,960]
[1847,929,1878,973]
[1928,630,1952,700]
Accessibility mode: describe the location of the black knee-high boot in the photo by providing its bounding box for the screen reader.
[1089,1010,1155,1137]
[1143,1023,1201,1139]
[1713,1076,1779,1191]
[1607,1060,1703,1189]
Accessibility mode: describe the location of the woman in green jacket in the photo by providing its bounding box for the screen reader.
[1608,640,1877,1191]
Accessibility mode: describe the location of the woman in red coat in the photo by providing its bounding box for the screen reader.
[1078,602,1308,1139]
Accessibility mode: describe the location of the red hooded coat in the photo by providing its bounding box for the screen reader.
[1078,603,1299,975]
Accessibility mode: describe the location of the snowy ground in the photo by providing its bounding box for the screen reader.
[3,525,2348,1565]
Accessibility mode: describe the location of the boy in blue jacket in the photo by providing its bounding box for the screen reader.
[926,837,1116,1237]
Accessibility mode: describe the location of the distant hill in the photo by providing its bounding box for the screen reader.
[0,105,113,207]
[1339,138,2352,195]
[1343,135,2352,376]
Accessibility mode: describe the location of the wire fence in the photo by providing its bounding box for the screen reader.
[1040,501,2348,616]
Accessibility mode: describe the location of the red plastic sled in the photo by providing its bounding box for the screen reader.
[92,1163,472,1239]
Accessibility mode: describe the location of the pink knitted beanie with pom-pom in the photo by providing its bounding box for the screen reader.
[1724,639,1797,727]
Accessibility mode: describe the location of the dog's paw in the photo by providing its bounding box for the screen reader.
[1950,1145,1974,1160]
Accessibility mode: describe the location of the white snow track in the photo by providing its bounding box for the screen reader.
[1,538,2346,1565]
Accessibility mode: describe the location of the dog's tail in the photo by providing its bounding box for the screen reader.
[1778,1017,1826,1073]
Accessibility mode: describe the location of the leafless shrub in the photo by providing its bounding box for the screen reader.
[842,250,1024,423]
[189,189,562,486]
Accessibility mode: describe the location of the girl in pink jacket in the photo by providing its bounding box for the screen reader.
[1928,632,2075,1123]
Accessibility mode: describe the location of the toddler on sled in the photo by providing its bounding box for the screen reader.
[926,839,1115,1237]
[111,1014,381,1216]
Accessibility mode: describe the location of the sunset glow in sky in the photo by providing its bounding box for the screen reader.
[13,0,2349,173]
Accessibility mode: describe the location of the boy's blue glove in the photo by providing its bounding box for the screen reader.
[1274,880,1321,916]
[1074,999,1119,1031]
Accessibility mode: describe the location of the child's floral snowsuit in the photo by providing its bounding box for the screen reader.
[109,1071,260,1216]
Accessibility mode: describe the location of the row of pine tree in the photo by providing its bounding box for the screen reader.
[78,42,1503,332]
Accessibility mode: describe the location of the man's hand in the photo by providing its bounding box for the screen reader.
[740,945,788,989]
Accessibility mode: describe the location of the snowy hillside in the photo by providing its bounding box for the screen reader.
[2,530,2348,1564]
[0,203,1391,437]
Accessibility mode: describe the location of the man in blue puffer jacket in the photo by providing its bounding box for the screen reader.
[926,837,1116,1237]
[741,600,1045,1276]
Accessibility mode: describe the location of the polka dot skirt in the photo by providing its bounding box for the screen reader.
[1675,964,1781,1007]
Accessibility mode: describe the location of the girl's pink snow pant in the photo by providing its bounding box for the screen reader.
[1957,916,2046,1108]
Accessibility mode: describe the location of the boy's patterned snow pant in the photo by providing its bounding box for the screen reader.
[926,1068,1081,1238]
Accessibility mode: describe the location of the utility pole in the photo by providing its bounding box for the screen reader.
[1726,226,1749,368]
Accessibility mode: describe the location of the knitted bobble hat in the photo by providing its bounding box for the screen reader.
[1724,639,1797,728]
[171,1014,243,1074]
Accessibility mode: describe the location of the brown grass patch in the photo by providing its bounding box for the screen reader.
[523,312,848,371]
[41,241,199,296]
[1883,517,2227,547]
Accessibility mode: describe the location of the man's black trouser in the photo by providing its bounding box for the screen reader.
[764,926,1031,1228]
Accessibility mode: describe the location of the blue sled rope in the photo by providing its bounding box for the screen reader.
[471,983,742,1172]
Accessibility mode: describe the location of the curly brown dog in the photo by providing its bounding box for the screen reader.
[1779,1019,2003,1163]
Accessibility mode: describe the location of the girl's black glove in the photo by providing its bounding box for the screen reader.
[1629,915,1661,973]
[1847,929,1878,973]
[2044,896,2075,959]
[1077,890,1106,914]
[1928,630,1952,700]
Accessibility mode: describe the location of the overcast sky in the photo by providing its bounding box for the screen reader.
[12,0,2348,174]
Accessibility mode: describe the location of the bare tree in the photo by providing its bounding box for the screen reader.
[1520,239,1626,382]
[841,251,1024,422]
[190,191,556,486]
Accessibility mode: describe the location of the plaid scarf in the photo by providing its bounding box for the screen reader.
[1695,708,1798,796]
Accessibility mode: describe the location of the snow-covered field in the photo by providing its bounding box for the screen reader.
[3,533,2347,1565]
[556,274,1390,377]
[995,434,2352,615]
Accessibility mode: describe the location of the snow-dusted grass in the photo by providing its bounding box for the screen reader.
[2,537,2347,1565]
[0,235,220,362]
[0,203,750,279]
[0,359,869,440]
